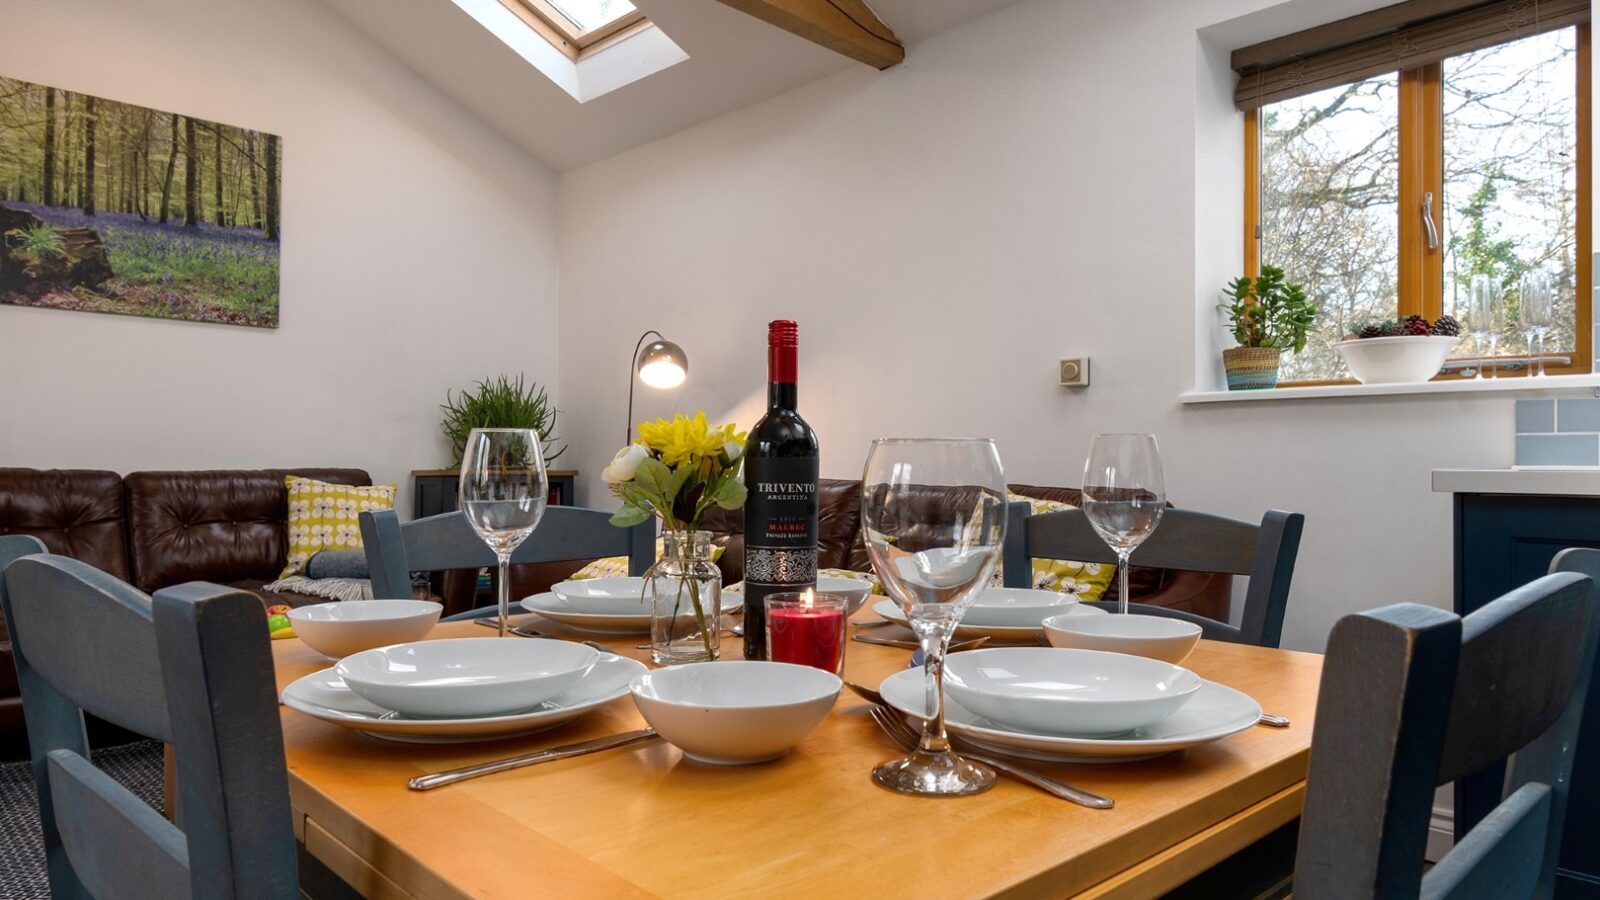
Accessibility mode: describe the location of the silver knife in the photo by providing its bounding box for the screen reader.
[408,728,659,791]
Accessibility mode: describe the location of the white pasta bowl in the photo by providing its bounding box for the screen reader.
[630,661,841,765]
[1335,335,1459,384]
[942,647,1203,736]
[961,588,1080,628]
[816,576,874,615]
[550,577,649,615]
[1042,613,1203,664]
[336,638,599,719]
[287,599,442,660]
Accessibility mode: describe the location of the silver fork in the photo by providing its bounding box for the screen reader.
[474,617,549,639]
[865,705,1113,808]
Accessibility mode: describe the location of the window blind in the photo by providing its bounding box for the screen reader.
[1233,0,1589,110]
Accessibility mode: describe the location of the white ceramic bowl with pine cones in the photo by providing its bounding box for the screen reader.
[1336,335,1460,384]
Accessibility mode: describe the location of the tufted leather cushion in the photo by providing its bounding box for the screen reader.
[125,469,370,593]
[0,469,130,581]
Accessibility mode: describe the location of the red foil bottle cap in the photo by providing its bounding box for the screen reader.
[768,320,798,383]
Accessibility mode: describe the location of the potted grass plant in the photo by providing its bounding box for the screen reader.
[440,374,565,464]
[1219,266,1317,390]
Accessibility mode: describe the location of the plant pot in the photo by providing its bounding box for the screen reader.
[1222,347,1283,391]
[1335,335,1460,384]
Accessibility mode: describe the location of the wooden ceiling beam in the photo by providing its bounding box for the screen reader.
[715,0,904,69]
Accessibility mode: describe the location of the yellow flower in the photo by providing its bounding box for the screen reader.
[636,412,747,468]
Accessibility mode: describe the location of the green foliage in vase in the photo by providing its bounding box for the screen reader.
[440,374,565,466]
[1221,265,1318,353]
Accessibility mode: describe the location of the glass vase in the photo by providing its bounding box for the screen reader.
[649,530,723,665]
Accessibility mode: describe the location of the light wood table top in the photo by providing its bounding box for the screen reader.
[274,613,1321,899]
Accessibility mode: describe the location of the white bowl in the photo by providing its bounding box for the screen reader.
[961,588,1079,628]
[336,638,599,719]
[816,577,873,615]
[629,661,840,765]
[287,600,442,660]
[550,577,649,615]
[1335,335,1459,384]
[942,647,1203,736]
[1042,613,1203,664]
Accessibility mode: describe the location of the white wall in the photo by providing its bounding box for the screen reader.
[0,0,561,514]
[558,0,1540,653]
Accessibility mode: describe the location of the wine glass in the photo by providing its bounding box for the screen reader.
[861,438,1006,797]
[1081,434,1166,616]
[1521,269,1553,377]
[1468,274,1501,379]
[459,428,548,637]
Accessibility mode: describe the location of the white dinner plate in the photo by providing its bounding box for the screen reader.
[522,591,744,635]
[878,667,1261,763]
[871,598,1106,640]
[282,652,645,743]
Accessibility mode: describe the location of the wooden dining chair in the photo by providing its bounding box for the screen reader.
[360,506,654,619]
[1294,571,1598,900]
[0,551,298,899]
[1002,503,1304,647]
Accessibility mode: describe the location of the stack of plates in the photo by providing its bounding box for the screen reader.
[522,577,743,634]
[878,647,1260,762]
[282,637,644,743]
[871,587,1107,640]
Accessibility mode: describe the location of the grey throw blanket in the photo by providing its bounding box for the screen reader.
[306,549,369,579]
[264,549,374,602]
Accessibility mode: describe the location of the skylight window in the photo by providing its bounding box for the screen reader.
[546,0,636,34]
[499,0,647,57]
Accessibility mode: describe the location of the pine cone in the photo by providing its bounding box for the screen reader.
[1432,315,1461,337]
[1357,323,1386,339]
[1403,315,1433,336]
[1378,320,1403,337]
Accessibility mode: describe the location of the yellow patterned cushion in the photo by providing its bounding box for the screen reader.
[994,492,1116,601]
[279,477,397,579]
[570,539,725,580]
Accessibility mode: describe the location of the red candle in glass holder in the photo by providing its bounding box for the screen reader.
[765,590,847,674]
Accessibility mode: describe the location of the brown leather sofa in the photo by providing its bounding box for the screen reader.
[696,479,1230,620]
[0,466,371,738]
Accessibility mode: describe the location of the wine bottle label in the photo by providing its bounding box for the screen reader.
[743,457,819,586]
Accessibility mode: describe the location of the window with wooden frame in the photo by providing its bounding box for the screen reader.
[1237,0,1592,384]
[497,0,649,60]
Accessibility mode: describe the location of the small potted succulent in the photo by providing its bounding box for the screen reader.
[1336,315,1461,384]
[1219,266,1317,390]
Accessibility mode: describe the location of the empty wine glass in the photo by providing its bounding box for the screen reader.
[1081,434,1166,616]
[1521,269,1553,377]
[861,438,1006,797]
[1468,274,1502,379]
[460,428,548,637]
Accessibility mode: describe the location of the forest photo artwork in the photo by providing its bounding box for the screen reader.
[0,76,281,328]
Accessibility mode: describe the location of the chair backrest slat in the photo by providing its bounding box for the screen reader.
[46,750,190,900]
[3,557,171,740]
[361,506,655,600]
[0,547,298,899]
[1294,571,1598,900]
[1015,505,1304,648]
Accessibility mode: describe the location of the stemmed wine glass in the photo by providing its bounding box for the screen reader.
[1468,274,1502,379]
[459,428,548,637]
[861,438,1007,797]
[1521,269,1553,377]
[1081,434,1166,616]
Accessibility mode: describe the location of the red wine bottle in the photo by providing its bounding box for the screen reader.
[743,320,820,660]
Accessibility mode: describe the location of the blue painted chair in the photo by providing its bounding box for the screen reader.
[360,506,655,620]
[1001,502,1304,647]
[1294,571,1599,899]
[0,539,297,899]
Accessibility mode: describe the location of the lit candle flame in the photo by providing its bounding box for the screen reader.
[802,588,815,609]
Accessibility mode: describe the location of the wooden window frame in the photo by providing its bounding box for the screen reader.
[497,0,650,61]
[1244,24,1592,384]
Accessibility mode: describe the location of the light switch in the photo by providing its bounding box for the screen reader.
[1059,358,1089,387]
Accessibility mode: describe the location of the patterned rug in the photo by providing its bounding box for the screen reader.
[0,741,165,899]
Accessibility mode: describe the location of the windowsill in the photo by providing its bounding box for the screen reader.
[1180,373,1600,404]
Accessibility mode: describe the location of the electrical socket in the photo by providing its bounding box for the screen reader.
[1059,358,1089,387]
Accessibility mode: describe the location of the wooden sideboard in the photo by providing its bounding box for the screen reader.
[411,469,579,519]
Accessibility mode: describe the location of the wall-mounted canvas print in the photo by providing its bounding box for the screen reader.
[0,76,280,328]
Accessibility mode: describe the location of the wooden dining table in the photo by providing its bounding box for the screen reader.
[274,610,1322,899]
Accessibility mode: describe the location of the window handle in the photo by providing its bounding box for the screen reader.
[1422,191,1440,251]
